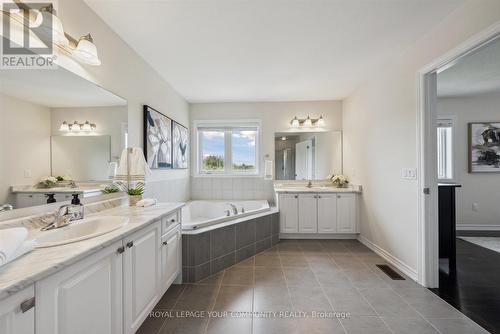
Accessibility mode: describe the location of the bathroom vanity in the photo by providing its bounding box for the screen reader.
[275,184,360,238]
[0,201,183,334]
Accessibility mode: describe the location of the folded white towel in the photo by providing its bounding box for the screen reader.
[115,147,152,181]
[0,240,36,268]
[0,227,28,265]
[135,198,157,207]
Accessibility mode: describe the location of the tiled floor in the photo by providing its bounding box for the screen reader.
[138,239,489,334]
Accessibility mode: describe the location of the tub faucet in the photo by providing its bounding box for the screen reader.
[226,203,238,215]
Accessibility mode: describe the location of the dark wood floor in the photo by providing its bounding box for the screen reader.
[431,235,500,334]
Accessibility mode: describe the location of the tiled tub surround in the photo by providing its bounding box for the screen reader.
[182,212,280,282]
[0,198,184,301]
[138,239,487,334]
[191,177,275,202]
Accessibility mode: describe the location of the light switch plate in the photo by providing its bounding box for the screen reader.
[24,169,32,178]
[401,168,417,180]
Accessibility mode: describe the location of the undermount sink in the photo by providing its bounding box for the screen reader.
[34,216,129,248]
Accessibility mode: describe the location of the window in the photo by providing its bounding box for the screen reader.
[437,119,454,180]
[197,121,260,175]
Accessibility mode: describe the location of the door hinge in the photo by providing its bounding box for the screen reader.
[423,188,430,195]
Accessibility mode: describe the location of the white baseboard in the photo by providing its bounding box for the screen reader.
[457,224,500,231]
[280,233,358,239]
[357,235,418,282]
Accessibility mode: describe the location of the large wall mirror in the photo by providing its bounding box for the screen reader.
[274,131,342,180]
[0,67,128,210]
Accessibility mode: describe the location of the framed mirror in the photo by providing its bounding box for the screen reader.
[274,131,342,180]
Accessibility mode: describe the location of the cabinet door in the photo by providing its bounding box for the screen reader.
[161,225,181,293]
[0,286,34,334]
[317,194,337,233]
[298,194,318,233]
[337,194,357,233]
[123,221,161,334]
[279,194,299,233]
[36,241,123,334]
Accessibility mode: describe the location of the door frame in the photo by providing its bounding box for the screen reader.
[417,21,500,287]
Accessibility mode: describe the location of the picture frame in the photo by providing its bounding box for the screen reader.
[468,122,500,173]
[143,105,173,169]
[172,121,189,169]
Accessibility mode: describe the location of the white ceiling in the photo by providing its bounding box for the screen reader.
[438,36,500,97]
[0,67,126,107]
[86,0,464,103]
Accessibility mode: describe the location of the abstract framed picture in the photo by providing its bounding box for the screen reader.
[143,105,172,169]
[468,122,500,173]
[172,121,189,169]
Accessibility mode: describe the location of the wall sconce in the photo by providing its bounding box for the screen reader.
[3,1,101,66]
[289,115,325,128]
[60,120,96,132]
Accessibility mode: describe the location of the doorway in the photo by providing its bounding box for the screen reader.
[418,23,500,333]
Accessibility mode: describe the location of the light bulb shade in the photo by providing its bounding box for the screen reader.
[73,34,101,66]
[304,116,312,127]
[82,121,92,131]
[59,121,69,132]
[291,117,300,128]
[35,11,69,46]
[50,13,69,46]
[71,121,80,132]
[316,116,325,127]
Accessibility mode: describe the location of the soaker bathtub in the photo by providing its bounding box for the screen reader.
[181,200,270,230]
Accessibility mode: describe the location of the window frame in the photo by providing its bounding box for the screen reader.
[195,119,261,177]
[436,116,456,182]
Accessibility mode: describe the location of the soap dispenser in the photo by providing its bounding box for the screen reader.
[71,194,81,205]
[70,194,85,220]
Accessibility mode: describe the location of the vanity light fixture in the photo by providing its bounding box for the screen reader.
[70,34,101,66]
[61,120,97,132]
[35,4,69,46]
[289,115,325,129]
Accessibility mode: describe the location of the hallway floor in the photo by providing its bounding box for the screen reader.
[138,239,487,334]
[432,236,500,334]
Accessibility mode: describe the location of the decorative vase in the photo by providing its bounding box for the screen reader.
[129,195,142,206]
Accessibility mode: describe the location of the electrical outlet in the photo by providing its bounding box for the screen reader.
[24,169,32,178]
[472,203,479,212]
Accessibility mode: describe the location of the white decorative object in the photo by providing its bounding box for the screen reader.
[264,160,273,180]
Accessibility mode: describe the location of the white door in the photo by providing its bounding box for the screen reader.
[161,225,181,293]
[123,221,161,334]
[295,140,313,180]
[279,194,299,233]
[36,241,123,334]
[298,194,318,233]
[337,194,357,233]
[317,194,337,233]
[0,286,34,334]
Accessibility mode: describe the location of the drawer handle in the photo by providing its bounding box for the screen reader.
[117,246,125,254]
[337,195,341,198]
[170,219,176,223]
[318,195,321,199]
[126,241,134,248]
[20,297,35,313]
[162,241,168,246]
[294,195,298,198]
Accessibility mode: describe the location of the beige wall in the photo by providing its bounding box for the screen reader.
[0,93,51,204]
[438,94,500,229]
[54,0,190,202]
[343,0,500,276]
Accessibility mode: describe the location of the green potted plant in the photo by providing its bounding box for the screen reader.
[329,174,349,188]
[127,183,145,206]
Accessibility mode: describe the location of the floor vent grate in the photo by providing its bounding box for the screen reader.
[376,264,405,280]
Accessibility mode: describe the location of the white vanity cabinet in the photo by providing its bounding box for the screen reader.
[0,286,35,334]
[161,225,181,293]
[123,221,162,334]
[279,194,299,233]
[36,240,124,334]
[278,191,358,236]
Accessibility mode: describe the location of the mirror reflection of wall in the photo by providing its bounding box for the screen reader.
[0,67,128,209]
[274,131,342,180]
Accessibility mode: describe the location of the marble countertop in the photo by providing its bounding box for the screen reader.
[274,186,361,193]
[11,186,103,194]
[0,202,184,301]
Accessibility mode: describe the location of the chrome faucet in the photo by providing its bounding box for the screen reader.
[306,181,313,188]
[41,204,84,231]
[0,204,13,212]
[226,203,238,215]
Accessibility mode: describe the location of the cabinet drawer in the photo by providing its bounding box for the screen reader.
[161,211,180,234]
